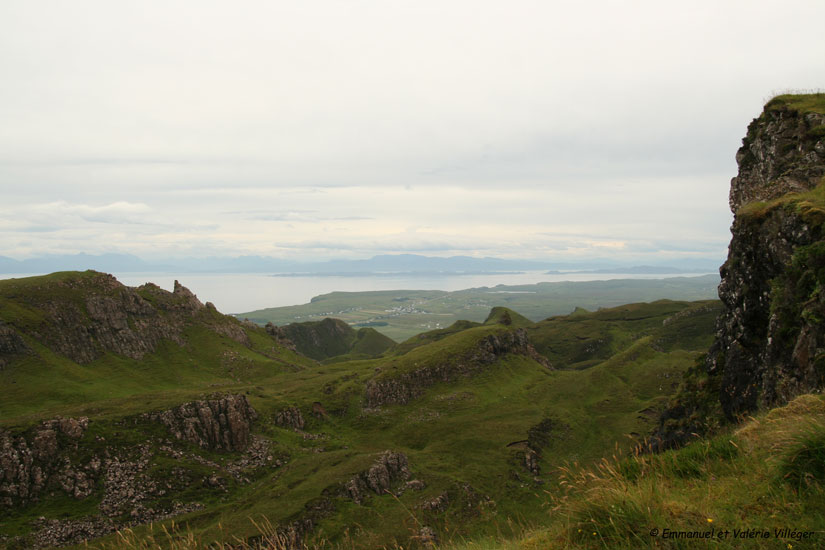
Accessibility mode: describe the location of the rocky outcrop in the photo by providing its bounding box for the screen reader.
[2,271,261,365]
[23,441,204,549]
[420,483,493,521]
[706,209,822,418]
[508,418,567,478]
[343,451,411,504]
[38,275,203,363]
[148,394,258,451]
[365,328,549,407]
[729,103,825,211]
[275,406,305,431]
[0,417,91,507]
[654,96,825,447]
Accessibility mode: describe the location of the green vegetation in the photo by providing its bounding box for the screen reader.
[0,272,723,549]
[442,394,825,550]
[779,420,825,491]
[3,269,823,550]
[738,177,825,221]
[764,92,825,115]
[277,317,395,362]
[239,276,719,341]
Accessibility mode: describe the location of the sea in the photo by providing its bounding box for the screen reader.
[0,271,717,315]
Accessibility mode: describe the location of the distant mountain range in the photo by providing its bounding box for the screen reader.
[0,252,721,276]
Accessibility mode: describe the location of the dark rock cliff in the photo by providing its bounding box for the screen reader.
[712,100,825,419]
[654,96,825,448]
[728,103,825,211]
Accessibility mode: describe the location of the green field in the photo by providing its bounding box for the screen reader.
[238,275,720,341]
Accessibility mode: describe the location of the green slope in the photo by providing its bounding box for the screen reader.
[0,273,725,549]
[444,394,825,550]
[0,271,315,422]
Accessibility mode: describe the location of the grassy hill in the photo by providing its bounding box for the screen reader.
[0,271,315,422]
[0,272,722,549]
[275,317,395,363]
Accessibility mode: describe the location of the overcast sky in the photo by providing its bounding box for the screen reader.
[1,1,824,263]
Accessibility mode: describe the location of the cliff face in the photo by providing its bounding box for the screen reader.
[728,103,825,212]
[656,96,825,446]
[0,394,259,510]
[710,98,825,420]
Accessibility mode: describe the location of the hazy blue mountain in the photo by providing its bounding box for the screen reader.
[0,252,721,275]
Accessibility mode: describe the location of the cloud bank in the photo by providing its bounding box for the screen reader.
[1,1,824,263]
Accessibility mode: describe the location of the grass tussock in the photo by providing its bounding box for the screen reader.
[777,421,825,492]
[85,518,338,550]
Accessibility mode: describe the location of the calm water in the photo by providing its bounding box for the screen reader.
[0,271,716,315]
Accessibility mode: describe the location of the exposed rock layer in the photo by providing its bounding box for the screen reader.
[274,406,306,431]
[711,103,825,419]
[148,394,258,451]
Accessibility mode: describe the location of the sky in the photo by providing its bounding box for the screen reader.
[1,1,824,264]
